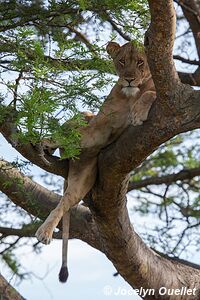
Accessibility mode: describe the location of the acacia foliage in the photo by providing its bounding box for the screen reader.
[0,0,149,157]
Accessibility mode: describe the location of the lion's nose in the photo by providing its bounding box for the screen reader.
[126,78,136,85]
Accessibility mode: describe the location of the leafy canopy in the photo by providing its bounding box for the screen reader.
[0,0,149,158]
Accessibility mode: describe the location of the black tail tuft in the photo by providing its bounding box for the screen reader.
[59,266,69,283]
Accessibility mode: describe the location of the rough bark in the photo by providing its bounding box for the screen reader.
[0,273,25,300]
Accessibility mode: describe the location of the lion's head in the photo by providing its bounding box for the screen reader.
[106,42,150,97]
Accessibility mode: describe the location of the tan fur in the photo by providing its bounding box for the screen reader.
[35,42,156,277]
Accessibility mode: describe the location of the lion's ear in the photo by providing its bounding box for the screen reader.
[106,42,120,58]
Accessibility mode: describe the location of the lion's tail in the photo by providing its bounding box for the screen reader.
[59,211,70,283]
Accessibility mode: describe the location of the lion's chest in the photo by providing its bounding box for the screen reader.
[80,87,141,150]
[121,87,140,98]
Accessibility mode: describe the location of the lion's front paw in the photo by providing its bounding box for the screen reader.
[35,224,53,245]
[131,110,148,126]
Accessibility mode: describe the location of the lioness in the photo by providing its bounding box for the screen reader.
[35,41,156,281]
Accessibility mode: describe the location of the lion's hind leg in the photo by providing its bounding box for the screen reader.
[35,157,97,244]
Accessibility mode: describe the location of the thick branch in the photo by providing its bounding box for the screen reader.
[91,179,200,297]
[0,273,25,300]
[145,0,180,99]
[128,167,200,191]
[0,108,68,177]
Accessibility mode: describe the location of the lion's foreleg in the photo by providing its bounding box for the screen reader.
[131,91,156,126]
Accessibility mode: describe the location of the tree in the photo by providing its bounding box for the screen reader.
[0,0,200,299]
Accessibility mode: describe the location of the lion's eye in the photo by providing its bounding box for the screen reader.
[119,59,125,66]
[137,60,144,67]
